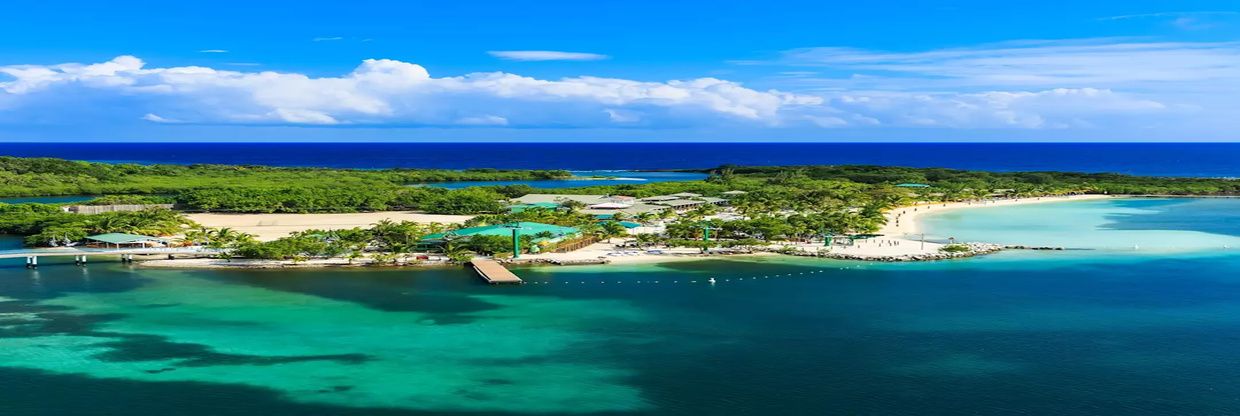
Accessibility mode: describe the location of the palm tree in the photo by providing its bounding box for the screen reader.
[441,239,472,264]
[346,249,364,264]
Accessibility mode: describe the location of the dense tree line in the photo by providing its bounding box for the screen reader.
[0,156,567,197]
[709,165,1240,196]
[0,205,194,246]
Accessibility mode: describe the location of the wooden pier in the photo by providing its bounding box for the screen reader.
[0,247,218,269]
[470,259,524,285]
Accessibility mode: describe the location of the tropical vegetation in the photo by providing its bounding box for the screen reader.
[0,204,194,246]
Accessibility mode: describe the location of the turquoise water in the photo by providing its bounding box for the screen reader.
[921,198,1240,253]
[2,198,1240,415]
[420,171,707,189]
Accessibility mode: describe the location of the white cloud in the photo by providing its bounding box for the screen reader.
[487,51,609,61]
[0,56,823,128]
[198,49,229,53]
[1098,12,1240,31]
[777,39,1240,91]
[313,36,343,42]
[1099,11,1239,21]
[456,115,508,126]
[0,54,1207,133]
[141,113,178,123]
[744,38,1240,134]
[829,88,1166,129]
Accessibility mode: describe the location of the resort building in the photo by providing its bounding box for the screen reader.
[640,196,725,211]
[507,202,561,213]
[512,193,728,217]
[62,204,175,214]
[84,233,170,249]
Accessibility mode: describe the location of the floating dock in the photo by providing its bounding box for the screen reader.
[470,259,524,284]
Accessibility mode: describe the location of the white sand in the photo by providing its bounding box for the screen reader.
[187,211,474,241]
[767,195,1115,259]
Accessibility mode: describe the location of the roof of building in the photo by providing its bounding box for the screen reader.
[699,197,727,204]
[513,194,621,205]
[508,202,560,213]
[895,183,931,188]
[668,192,702,197]
[651,199,704,207]
[721,190,748,195]
[423,222,579,241]
[588,202,633,209]
[581,202,668,216]
[85,233,169,244]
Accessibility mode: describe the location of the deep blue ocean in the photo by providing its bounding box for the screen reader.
[3,142,1239,176]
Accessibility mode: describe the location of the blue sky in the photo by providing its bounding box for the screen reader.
[1,0,1238,141]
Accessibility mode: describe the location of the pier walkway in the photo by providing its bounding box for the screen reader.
[0,247,217,259]
[0,247,219,267]
[470,259,523,284]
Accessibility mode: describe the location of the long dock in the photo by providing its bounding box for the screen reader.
[0,247,216,260]
[0,247,219,268]
[470,259,524,285]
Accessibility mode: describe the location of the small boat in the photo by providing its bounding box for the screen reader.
[708,277,717,285]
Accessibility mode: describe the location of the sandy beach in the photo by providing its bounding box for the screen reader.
[879,194,1113,237]
[187,211,474,241]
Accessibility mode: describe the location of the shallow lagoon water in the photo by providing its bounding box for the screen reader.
[921,197,1240,252]
[3,198,1240,415]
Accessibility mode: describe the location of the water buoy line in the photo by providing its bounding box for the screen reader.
[515,264,876,287]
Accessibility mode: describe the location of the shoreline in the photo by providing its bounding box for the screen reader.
[140,194,1118,270]
[136,249,777,269]
[879,194,1114,237]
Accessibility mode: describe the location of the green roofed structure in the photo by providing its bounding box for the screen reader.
[84,233,170,248]
[422,222,580,248]
[895,183,931,188]
[508,202,561,213]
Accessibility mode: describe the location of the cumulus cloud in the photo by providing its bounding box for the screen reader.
[0,56,826,127]
[488,51,609,61]
[0,55,1187,132]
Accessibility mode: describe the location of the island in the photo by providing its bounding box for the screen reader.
[2,157,1237,270]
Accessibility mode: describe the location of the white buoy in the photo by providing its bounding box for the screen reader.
[708,277,717,285]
